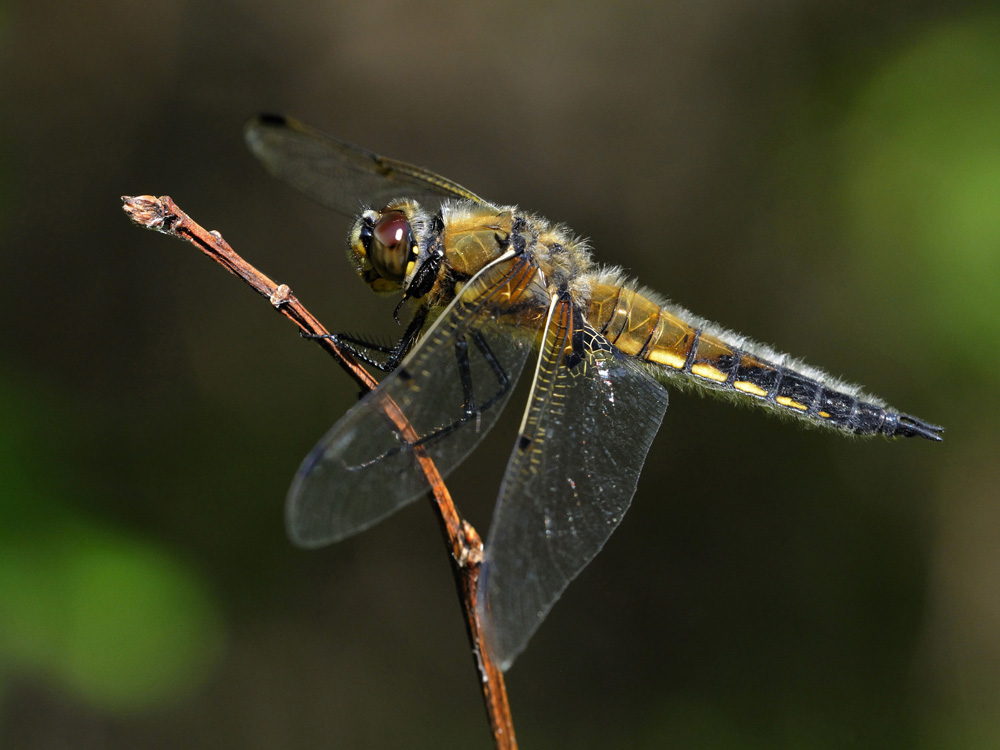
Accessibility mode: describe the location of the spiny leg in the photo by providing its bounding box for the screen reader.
[347,332,516,470]
[303,308,428,373]
[411,331,513,446]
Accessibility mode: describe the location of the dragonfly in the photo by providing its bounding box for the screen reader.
[245,114,943,671]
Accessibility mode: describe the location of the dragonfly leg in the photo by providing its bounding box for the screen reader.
[301,308,428,373]
[470,331,512,413]
[384,333,516,454]
[413,332,512,445]
[346,332,516,470]
[450,331,513,416]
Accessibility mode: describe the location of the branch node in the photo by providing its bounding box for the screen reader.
[458,520,484,567]
[270,284,292,308]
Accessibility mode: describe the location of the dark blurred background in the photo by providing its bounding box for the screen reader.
[2,1,998,747]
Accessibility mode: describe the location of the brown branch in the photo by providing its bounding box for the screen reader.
[122,195,517,749]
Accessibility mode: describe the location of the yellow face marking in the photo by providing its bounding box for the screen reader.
[370,278,397,293]
[405,259,416,277]
[733,380,768,397]
[691,363,728,382]
[648,349,686,369]
[776,396,808,411]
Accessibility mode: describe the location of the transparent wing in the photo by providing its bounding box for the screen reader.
[245,114,486,216]
[287,254,547,548]
[477,298,670,670]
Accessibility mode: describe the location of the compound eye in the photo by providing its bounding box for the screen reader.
[373,211,409,251]
[369,210,414,283]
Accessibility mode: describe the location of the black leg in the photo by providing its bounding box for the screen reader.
[345,331,516,470]
[470,331,511,413]
[301,307,429,373]
[399,333,515,448]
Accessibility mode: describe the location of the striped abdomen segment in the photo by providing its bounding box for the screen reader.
[587,283,941,439]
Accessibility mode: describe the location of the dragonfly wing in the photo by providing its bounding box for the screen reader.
[287,254,546,548]
[245,114,485,216]
[478,297,670,670]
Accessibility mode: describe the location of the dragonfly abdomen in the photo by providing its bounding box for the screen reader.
[587,282,941,439]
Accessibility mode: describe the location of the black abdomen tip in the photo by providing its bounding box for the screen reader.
[885,412,945,441]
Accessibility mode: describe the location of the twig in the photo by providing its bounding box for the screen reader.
[122,195,517,749]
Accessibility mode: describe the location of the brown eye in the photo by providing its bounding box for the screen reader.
[369,210,413,283]
[373,211,409,251]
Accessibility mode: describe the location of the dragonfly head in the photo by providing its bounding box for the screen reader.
[348,204,422,295]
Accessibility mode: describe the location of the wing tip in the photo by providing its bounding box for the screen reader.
[244,112,301,149]
[253,112,289,127]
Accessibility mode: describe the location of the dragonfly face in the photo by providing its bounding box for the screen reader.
[350,208,418,294]
[246,114,943,671]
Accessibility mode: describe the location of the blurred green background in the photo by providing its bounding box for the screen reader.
[1,1,998,747]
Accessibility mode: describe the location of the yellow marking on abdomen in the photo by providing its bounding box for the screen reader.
[776,396,808,411]
[691,363,728,382]
[588,284,699,369]
[733,380,768,397]
[648,349,686,369]
[818,410,830,418]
